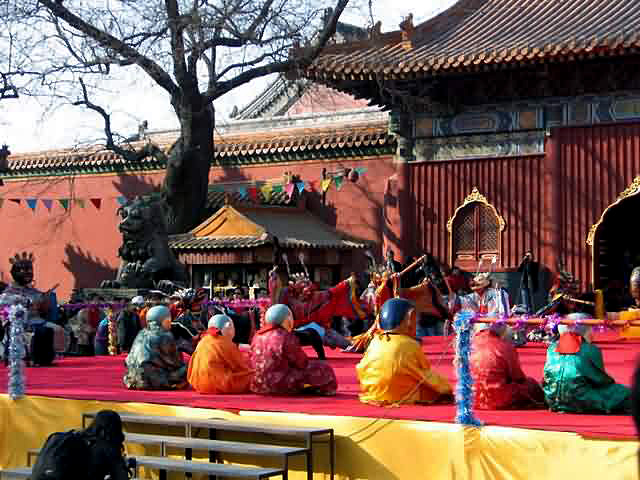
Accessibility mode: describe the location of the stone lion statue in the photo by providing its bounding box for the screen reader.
[101,196,187,289]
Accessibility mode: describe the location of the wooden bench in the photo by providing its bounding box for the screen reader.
[83,412,335,480]
[133,455,285,479]
[28,433,307,479]
[0,468,31,479]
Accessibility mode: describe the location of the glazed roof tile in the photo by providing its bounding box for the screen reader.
[5,122,391,175]
[169,207,369,251]
[306,0,640,81]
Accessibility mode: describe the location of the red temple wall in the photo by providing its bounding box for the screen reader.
[0,156,394,300]
[408,154,546,270]
[552,123,640,288]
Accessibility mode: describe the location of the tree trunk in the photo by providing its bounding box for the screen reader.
[163,98,214,234]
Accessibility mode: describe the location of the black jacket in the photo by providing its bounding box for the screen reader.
[116,310,141,353]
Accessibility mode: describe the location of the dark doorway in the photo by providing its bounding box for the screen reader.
[594,194,640,289]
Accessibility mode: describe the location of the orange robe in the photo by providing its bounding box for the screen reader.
[356,333,452,405]
[187,331,253,394]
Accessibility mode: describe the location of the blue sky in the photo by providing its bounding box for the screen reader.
[0,0,456,153]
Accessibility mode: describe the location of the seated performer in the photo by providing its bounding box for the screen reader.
[543,314,631,413]
[1,252,61,366]
[250,304,337,396]
[471,322,544,409]
[356,298,452,405]
[123,305,187,390]
[187,314,252,394]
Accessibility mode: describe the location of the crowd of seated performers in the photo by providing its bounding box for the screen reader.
[2,251,631,417]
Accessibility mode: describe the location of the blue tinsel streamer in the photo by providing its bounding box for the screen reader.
[8,305,26,400]
[453,311,483,426]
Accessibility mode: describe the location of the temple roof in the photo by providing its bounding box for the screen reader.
[305,0,640,83]
[3,109,390,176]
[169,204,369,251]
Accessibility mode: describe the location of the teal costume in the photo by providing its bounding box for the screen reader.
[123,306,186,390]
[543,335,630,413]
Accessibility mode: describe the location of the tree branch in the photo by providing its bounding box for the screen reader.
[205,0,350,102]
[73,78,168,164]
[0,73,18,100]
[164,0,189,87]
[39,0,179,97]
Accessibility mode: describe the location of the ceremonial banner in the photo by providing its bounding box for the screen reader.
[26,199,37,211]
[334,175,344,190]
[321,178,332,192]
[90,198,102,210]
[272,184,283,193]
[58,199,70,211]
[247,187,258,202]
[42,199,53,212]
[296,182,305,193]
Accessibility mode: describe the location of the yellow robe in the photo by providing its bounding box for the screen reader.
[187,334,253,394]
[356,333,452,405]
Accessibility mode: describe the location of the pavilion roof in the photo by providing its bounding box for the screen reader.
[305,0,640,83]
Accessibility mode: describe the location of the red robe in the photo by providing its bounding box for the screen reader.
[470,330,543,410]
[249,325,337,395]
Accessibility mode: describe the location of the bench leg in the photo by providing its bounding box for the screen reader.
[185,425,192,480]
[330,431,335,480]
[306,449,313,480]
[283,454,289,480]
[209,428,218,480]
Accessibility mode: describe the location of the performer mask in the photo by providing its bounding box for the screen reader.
[9,253,34,287]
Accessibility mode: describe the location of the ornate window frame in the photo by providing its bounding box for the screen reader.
[446,187,506,267]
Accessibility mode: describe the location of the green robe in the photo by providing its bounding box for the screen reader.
[542,336,630,413]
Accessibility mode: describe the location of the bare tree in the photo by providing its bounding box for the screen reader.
[3,0,351,233]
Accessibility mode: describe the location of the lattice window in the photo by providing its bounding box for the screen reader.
[452,202,500,264]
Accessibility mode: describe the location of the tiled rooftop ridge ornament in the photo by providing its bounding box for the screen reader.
[399,14,414,50]
[369,21,383,41]
[0,144,10,173]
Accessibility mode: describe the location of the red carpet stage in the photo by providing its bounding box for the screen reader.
[1,333,637,439]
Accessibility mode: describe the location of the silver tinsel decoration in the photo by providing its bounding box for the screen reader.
[7,304,27,400]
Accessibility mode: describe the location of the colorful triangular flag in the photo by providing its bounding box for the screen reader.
[296,182,305,194]
[237,187,248,200]
[285,183,295,199]
[90,198,102,210]
[334,175,344,190]
[321,178,332,193]
[59,199,70,211]
[272,184,283,194]
[247,187,258,202]
[75,199,85,208]
[42,199,53,212]
[354,167,368,174]
[116,196,127,206]
[210,185,225,193]
[260,184,273,202]
[9,198,20,205]
[0,199,4,209]
[26,199,37,211]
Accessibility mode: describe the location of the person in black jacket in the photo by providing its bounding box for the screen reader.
[83,410,131,480]
[117,296,144,353]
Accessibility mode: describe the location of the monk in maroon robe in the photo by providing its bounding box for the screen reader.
[470,324,544,409]
[249,304,337,395]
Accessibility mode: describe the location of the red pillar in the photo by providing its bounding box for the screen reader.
[383,134,411,264]
[543,129,562,278]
